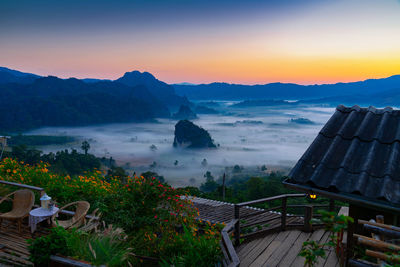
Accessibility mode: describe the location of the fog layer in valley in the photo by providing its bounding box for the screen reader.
[26,104,335,187]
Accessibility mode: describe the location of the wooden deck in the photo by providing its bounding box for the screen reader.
[236,228,340,267]
[0,219,49,266]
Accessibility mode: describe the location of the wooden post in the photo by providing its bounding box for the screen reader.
[329,199,335,212]
[376,215,385,242]
[222,173,226,201]
[281,196,287,231]
[346,204,357,266]
[234,204,240,246]
[304,205,313,232]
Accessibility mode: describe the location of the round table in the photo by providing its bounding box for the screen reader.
[29,207,59,233]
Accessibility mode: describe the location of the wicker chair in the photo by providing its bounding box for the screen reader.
[0,189,35,233]
[51,201,90,229]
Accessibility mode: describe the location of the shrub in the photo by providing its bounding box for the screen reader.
[27,227,75,266]
[28,226,133,266]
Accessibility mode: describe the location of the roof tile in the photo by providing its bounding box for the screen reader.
[289,105,400,205]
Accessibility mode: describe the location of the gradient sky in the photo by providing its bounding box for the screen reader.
[1,0,400,84]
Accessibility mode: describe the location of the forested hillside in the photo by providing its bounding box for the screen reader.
[0,76,170,131]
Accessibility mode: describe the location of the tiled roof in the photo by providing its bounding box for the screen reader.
[288,105,400,205]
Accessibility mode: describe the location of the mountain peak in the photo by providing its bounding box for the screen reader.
[121,70,156,81]
[116,70,189,107]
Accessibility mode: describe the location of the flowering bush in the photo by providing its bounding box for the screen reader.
[0,158,222,265]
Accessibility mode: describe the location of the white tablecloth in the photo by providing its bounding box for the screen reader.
[29,207,59,233]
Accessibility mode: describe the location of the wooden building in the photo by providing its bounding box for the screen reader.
[285,105,399,222]
[284,105,400,263]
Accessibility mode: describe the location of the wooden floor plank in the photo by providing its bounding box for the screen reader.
[322,248,339,267]
[248,230,291,267]
[239,233,278,267]
[290,230,332,267]
[237,237,264,259]
[277,231,312,267]
[261,230,302,267]
[0,220,49,266]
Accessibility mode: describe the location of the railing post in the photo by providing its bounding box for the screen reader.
[329,199,335,212]
[281,196,287,231]
[304,205,313,232]
[234,204,240,246]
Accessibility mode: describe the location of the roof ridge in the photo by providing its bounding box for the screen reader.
[318,130,400,145]
[337,105,396,114]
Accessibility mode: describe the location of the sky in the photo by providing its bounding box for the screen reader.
[1,0,400,85]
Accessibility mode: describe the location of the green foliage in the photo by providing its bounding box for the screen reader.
[28,226,75,266]
[8,145,42,165]
[106,166,128,182]
[299,211,354,266]
[299,241,326,267]
[8,135,75,146]
[6,145,102,175]
[28,226,133,266]
[45,149,101,175]
[3,159,222,265]
[141,171,165,183]
[81,141,90,155]
[233,165,242,173]
[311,210,354,248]
[198,172,294,204]
[69,226,132,266]
[160,225,222,267]
[200,171,219,192]
[383,253,400,267]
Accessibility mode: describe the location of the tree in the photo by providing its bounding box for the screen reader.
[233,165,242,173]
[200,171,219,192]
[149,161,157,169]
[261,165,267,171]
[201,158,208,167]
[106,166,128,183]
[246,177,266,200]
[81,141,90,155]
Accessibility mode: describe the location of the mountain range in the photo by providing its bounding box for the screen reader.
[0,68,187,132]
[2,66,400,132]
[173,75,400,106]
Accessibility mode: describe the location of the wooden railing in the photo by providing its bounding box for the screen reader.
[233,193,335,245]
[220,219,240,267]
[349,218,400,267]
[0,180,44,195]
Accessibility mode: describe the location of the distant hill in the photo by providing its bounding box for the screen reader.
[231,99,297,108]
[172,105,198,120]
[0,67,195,132]
[0,76,170,132]
[301,88,400,107]
[173,75,400,101]
[82,78,111,83]
[0,67,41,84]
[116,71,189,107]
[0,66,189,106]
[173,120,216,148]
